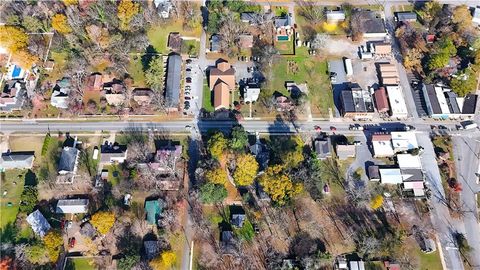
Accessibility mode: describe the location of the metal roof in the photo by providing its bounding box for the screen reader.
[165,53,181,108]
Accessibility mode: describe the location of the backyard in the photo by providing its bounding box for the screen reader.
[65,257,96,270]
[268,47,334,117]
[147,19,202,54]
[202,82,214,113]
[274,37,295,55]
[0,169,27,228]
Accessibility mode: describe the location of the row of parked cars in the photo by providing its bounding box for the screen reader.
[184,60,194,113]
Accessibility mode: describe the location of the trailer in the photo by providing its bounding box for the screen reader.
[344,58,353,76]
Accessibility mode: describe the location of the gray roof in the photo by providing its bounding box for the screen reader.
[100,142,127,163]
[275,16,291,28]
[445,91,460,114]
[0,151,34,169]
[396,12,417,21]
[210,34,221,52]
[401,168,424,182]
[314,139,332,159]
[26,210,51,238]
[341,87,374,114]
[423,84,442,115]
[241,12,258,23]
[368,165,380,180]
[165,53,181,108]
[56,198,89,214]
[80,222,97,238]
[231,214,246,227]
[462,94,477,114]
[355,10,386,34]
[58,147,79,173]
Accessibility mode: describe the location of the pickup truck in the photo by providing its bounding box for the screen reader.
[457,120,478,130]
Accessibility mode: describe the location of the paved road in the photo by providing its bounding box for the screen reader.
[453,137,480,269]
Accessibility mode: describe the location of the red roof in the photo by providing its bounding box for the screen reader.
[374,87,390,113]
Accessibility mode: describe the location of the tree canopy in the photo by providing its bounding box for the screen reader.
[370,195,384,210]
[0,26,28,52]
[19,186,38,213]
[230,125,249,151]
[51,14,72,34]
[233,154,259,186]
[43,231,63,262]
[199,182,227,204]
[205,167,228,185]
[145,56,164,91]
[258,165,302,205]
[450,68,477,96]
[150,251,177,270]
[90,211,115,235]
[117,0,140,31]
[207,131,228,159]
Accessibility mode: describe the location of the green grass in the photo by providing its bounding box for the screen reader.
[0,169,27,229]
[202,82,214,112]
[181,39,200,57]
[269,47,333,116]
[105,164,122,187]
[127,56,146,87]
[418,250,443,270]
[275,39,295,55]
[66,257,96,270]
[147,19,202,54]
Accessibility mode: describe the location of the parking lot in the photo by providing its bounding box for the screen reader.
[183,58,202,117]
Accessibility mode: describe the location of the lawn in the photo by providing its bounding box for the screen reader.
[202,82,214,112]
[105,164,123,187]
[0,169,27,229]
[65,257,96,270]
[147,19,202,54]
[9,136,44,164]
[275,39,295,55]
[418,249,443,270]
[269,47,334,116]
[127,55,146,87]
[181,39,200,57]
[49,51,69,81]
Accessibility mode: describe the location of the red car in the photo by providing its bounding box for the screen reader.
[314,125,321,132]
[330,126,337,132]
[69,237,76,248]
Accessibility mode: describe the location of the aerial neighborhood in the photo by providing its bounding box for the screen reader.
[1,0,480,270]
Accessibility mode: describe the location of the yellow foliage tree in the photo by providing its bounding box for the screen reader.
[205,167,227,185]
[207,131,227,159]
[51,14,72,34]
[117,0,140,31]
[452,5,472,31]
[62,0,78,6]
[43,231,63,262]
[0,26,28,53]
[370,195,384,210]
[258,165,302,205]
[233,154,259,186]
[12,49,38,69]
[90,211,115,235]
[150,251,177,270]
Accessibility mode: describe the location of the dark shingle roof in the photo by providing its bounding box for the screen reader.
[424,84,442,114]
[314,139,331,159]
[462,94,477,114]
[355,10,386,34]
[58,147,78,173]
[396,12,417,21]
[445,91,460,114]
[210,34,221,52]
[165,53,181,108]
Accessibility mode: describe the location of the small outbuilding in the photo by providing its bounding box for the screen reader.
[26,210,51,238]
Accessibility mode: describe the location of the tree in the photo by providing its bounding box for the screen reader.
[118,254,140,270]
[258,165,302,205]
[233,154,258,186]
[43,231,63,262]
[452,5,472,31]
[62,0,78,5]
[427,52,449,70]
[19,186,38,213]
[11,49,38,70]
[22,17,44,33]
[117,0,140,31]
[25,243,49,265]
[150,251,177,269]
[454,232,472,254]
[370,195,384,210]
[145,56,164,91]
[51,14,72,34]
[207,131,228,159]
[199,182,227,204]
[417,1,442,24]
[451,68,477,96]
[205,167,228,185]
[0,26,29,53]
[90,211,115,235]
[296,0,324,24]
[230,125,248,150]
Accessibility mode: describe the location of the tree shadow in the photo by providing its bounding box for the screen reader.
[141,45,158,72]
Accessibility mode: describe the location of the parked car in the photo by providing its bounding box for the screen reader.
[185,91,190,96]
[186,59,192,64]
[330,126,336,132]
[186,77,192,83]
[184,101,190,105]
[185,96,191,100]
[314,125,321,132]
[68,237,76,248]
[353,141,362,146]
[186,68,191,72]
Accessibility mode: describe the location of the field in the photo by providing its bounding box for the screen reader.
[275,38,295,55]
[147,19,202,54]
[269,47,334,117]
[65,257,96,270]
[0,169,27,228]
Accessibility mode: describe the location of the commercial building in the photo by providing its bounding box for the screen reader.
[391,132,418,152]
[340,85,374,119]
[374,87,390,114]
[386,85,408,119]
[165,53,181,110]
[371,134,394,157]
[396,154,422,169]
[379,168,403,184]
[422,84,477,119]
[352,10,387,40]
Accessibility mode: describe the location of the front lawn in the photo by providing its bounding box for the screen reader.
[0,169,27,229]
[269,47,334,116]
[202,82,214,112]
[147,19,202,54]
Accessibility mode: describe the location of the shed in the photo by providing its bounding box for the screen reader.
[26,210,51,238]
[379,168,403,184]
[145,199,163,225]
[56,199,89,214]
[368,165,380,182]
[326,10,346,23]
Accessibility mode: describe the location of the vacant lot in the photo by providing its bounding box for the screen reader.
[9,136,45,164]
[147,20,202,54]
[0,169,27,228]
[269,48,334,116]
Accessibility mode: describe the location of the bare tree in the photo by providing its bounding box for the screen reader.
[219,12,247,57]
[295,0,324,24]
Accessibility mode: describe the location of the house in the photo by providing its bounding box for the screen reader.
[314,138,332,160]
[386,85,408,119]
[352,10,387,39]
[396,12,417,23]
[103,81,125,106]
[401,168,425,196]
[165,53,181,110]
[154,0,172,19]
[239,34,254,48]
[144,240,162,260]
[274,15,294,41]
[336,144,356,160]
[243,83,260,103]
[391,132,418,152]
[340,86,375,120]
[167,32,182,52]
[209,60,235,90]
[221,229,235,250]
[51,78,72,109]
[349,261,366,270]
[379,168,403,184]
[241,12,259,24]
[148,144,182,173]
[80,222,97,239]
[368,165,381,181]
[213,82,230,110]
[374,87,390,114]
[0,81,22,110]
[58,146,79,175]
[132,88,153,105]
[472,7,480,25]
[100,142,127,164]
[250,132,269,171]
[0,151,34,170]
[210,34,221,53]
[426,34,436,44]
[397,154,422,169]
[26,210,51,238]
[326,10,346,23]
[145,199,164,225]
[230,205,246,227]
[372,134,394,157]
[85,73,103,91]
[56,199,89,214]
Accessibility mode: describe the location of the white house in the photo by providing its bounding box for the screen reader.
[326,10,346,23]
[243,84,260,103]
[371,134,394,157]
[56,199,89,214]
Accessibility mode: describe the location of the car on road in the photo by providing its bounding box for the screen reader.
[186,68,191,72]
[438,125,448,130]
[353,141,362,146]
[186,59,192,64]
[330,126,336,132]
[314,125,321,132]
[68,237,76,248]
[431,125,437,130]
[185,91,190,96]
[349,124,364,131]
[459,120,478,130]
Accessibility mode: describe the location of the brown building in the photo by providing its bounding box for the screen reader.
[374,87,390,113]
[213,81,230,110]
[209,60,235,90]
[86,73,103,91]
